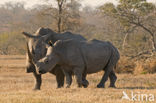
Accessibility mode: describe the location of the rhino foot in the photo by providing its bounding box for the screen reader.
[57,86,63,88]
[33,85,41,90]
[109,85,116,88]
[82,80,89,88]
[33,88,40,91]
[66,85,70,88]
[57,83,64,88]
[97,84,105,88]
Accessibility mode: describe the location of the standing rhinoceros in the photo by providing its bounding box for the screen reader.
[35,39,120,88]
[22,27,87,90]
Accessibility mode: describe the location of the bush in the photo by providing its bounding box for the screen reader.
[116,53,156,74]
[0,31,26,55]
[116,56,135,73]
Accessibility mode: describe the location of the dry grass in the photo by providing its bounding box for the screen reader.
[0,55,25,68]
[0,55,156,103]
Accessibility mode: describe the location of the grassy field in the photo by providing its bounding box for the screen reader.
[0,55,156,103]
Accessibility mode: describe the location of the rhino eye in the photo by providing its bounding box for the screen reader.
[44,60,49,64]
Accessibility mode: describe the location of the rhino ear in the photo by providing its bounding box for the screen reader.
[22,32,40,39]
[45,43,53,49]
[48,40,54,46]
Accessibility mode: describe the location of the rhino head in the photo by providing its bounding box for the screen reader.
[22,27,54,73]
[35,43,60,74]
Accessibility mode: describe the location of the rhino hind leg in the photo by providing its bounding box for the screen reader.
[82,72,89,88]
[33,72,42,90]
[82,79,89,88]
[97,64,114,88]
[109,70,117,88]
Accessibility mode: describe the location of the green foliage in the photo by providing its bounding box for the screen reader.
[0,31,26,54]
[0,1,155,56]
[99,3,117,15]
[100,0,156,51]
[101,0,155,28]
[0,32,9,44]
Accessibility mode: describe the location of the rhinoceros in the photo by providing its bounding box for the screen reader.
[35,39,120,88]
[22,27,86,90]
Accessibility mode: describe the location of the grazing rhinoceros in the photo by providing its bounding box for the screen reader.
[35,39,120,88]
[22,27,86,90]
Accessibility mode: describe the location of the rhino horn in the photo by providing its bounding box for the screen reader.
[26,43,32,60]
[22,32,40,39]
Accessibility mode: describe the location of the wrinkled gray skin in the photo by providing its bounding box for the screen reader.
[22,27,86,90]
[36,39,120,88]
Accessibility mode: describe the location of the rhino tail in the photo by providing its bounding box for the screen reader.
[105,47,119,71]
[114,62,119,70]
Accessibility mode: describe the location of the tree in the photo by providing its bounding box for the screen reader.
[57,0,65,33]
[62,0,81,32]
[100,0,156,50]
[41,0,81,33]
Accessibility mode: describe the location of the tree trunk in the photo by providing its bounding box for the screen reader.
[58,10,61,33]
[131,22,156,50]
[151,35,156,50]
[57,0,64,33]
[138,24,156,50]
[122,32,128,50]
[122,26,136,51]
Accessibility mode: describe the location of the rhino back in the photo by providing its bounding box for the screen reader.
[53,39,119,74]
[34,27,53,36]
[80,40,113,74]
[54,32,86,42]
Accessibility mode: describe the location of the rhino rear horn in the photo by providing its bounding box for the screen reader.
[41,33,51,41]
[22,32,40,39]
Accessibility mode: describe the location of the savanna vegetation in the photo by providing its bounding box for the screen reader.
[0,0,155,74]
[0,0,156,102]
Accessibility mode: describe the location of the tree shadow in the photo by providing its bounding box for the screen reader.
[117,87,156,90]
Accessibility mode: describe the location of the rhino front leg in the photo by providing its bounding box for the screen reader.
[74,67,83,88]
[109,70,117,88]
[54,67,65,88]
[33,72,42,90]
[56,74,65,88]
[63,70,72,88]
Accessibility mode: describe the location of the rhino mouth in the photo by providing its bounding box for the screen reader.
[26,67,34,73]
[26,69,33,73]
[38,70,47,74]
